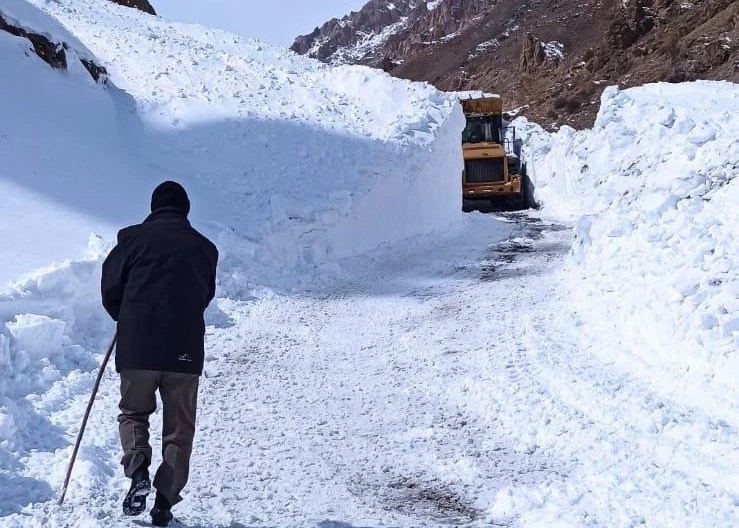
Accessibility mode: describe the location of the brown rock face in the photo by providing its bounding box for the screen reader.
[293,0,739,130]
[108,0,156,16]
[518,34,562,74]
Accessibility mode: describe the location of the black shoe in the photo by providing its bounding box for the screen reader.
[150,507,173,527]
[150,492,173,526]
[122,468,151,516]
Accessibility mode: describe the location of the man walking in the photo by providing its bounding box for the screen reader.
[101,181,218,526]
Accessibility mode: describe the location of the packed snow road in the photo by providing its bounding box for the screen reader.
[4,213,737,528]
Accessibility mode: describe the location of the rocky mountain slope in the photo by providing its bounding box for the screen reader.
[293,0,739,129]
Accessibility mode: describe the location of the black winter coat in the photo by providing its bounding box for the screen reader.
[101,207,218,374]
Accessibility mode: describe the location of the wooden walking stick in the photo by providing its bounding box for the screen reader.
[58,333,117,505]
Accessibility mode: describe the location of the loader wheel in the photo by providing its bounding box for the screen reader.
[519,182,527,210]
[521,165,537,209]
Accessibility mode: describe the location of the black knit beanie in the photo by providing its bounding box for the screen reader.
[150,181,190,216]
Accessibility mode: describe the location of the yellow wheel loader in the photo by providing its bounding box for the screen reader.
[460,96,526,211]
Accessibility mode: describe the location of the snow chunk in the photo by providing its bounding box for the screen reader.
[6,314,66,360]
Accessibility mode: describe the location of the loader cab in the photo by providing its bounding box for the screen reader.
[462,114,504,144]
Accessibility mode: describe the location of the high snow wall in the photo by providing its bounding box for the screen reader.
[1,0,464,289]
[0,0,463,498]
[517,81,738,422]
[17,0,464,292]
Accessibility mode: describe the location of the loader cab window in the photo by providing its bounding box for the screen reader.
[463,115,503,144]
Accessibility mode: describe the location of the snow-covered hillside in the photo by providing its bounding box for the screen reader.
[517,81,739,423]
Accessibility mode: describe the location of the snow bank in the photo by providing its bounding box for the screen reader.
[0,4,133,479]
[0,0,145,284]
[13,0,463,290]
[0,236,112,513]
[0,0,464,288]
[517,81,739,420]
